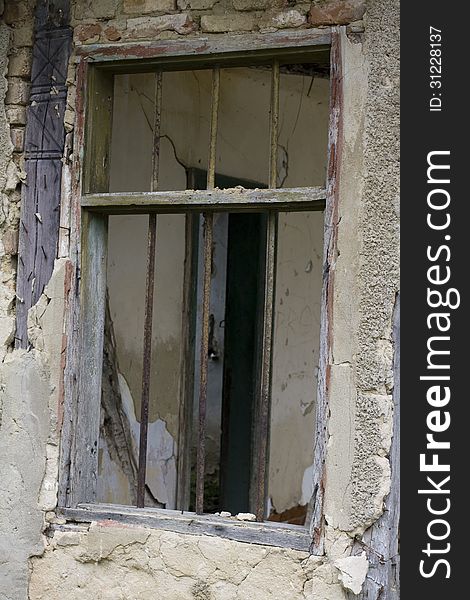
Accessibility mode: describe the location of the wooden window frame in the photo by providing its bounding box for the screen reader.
[58,28,342,554]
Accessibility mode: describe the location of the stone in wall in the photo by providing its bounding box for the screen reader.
[309,0,366,26]
[123,0,176,14]
[125,14,198,38]
[74,0,120,20]
[177,0,217,9]
[201,13,257,33]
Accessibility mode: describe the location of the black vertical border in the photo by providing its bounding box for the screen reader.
[401,3,467,596]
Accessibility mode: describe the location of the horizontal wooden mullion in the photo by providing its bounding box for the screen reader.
[81,187,326,214]
[59,504,312,552]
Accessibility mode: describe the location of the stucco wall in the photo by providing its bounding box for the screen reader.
[0,0,399,598]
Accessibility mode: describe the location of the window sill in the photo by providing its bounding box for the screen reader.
[59,504,313,552]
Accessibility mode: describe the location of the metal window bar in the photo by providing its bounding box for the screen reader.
[255,60,280,522]
[137,71,162,508]
[195,67,220,515]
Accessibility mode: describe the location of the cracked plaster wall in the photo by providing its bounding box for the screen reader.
[0,0,399,598]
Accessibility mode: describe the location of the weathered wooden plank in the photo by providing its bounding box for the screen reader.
[15,2,72,348]
[347,295,400,600]
[57,59,88,508]
[176,215,198,511]
[75,29,331,70]
[309,29,343,555]
[65,51,114,506]
[83,66,114,194]
[60,504,312,552]
[82,187,326,214]
[68,212,108,506]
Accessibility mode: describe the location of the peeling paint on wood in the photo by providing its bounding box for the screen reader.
[74,28,331,66]
[309,29,343,555]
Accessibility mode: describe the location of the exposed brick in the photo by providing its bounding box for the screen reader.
[74,0,119,20]
[10,128,25,153]
[125,14,198,38]
[104,25,122,42]
[75,23,102,43]
[201,13,257,33]
[268,9,306,29]
[7,48,32,79]
[123,0,175,14]
[2,229,19,256]
[6,106,27,126]
[308,0,366,26]
[177,0,217,8]
[5,79,30,106]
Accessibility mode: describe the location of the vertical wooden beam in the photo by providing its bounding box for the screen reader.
[254,60,280,522]
[68,62,114,507]
[195,68,220,515]
[136,72,162,507]
[309,29,343,554]
[57,59,87,508]
[15,0,72,348]
[68,211,108,506]
[83,67,114,194]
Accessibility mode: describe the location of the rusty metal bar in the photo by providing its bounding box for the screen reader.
[195,68,219,515]
[137,213,157,508]
[137,72,162,508]
[207,67,220,190]
[269,60,280,188]
[151,70,163,191]
[255,60,280,522]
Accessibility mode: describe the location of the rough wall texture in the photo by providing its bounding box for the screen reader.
[0,0,399,598]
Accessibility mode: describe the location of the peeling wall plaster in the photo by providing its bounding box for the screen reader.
[29,523,350,600]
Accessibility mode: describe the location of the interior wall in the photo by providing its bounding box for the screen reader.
[101,67,328,514]
[270,210,324,515]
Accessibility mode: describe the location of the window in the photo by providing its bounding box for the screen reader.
[61,31,337,552]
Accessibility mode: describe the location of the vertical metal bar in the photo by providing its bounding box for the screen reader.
[207,67,220,190]
[269,60,280,189]
[137,71,162,508]
[196,67,219,515]
[137,213,157,507]
[151,71,163,192]
[255,60,280,522]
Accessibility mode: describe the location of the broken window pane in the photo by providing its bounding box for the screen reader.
[100,60,328,525]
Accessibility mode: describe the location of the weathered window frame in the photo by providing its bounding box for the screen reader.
[58,28,342,554]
